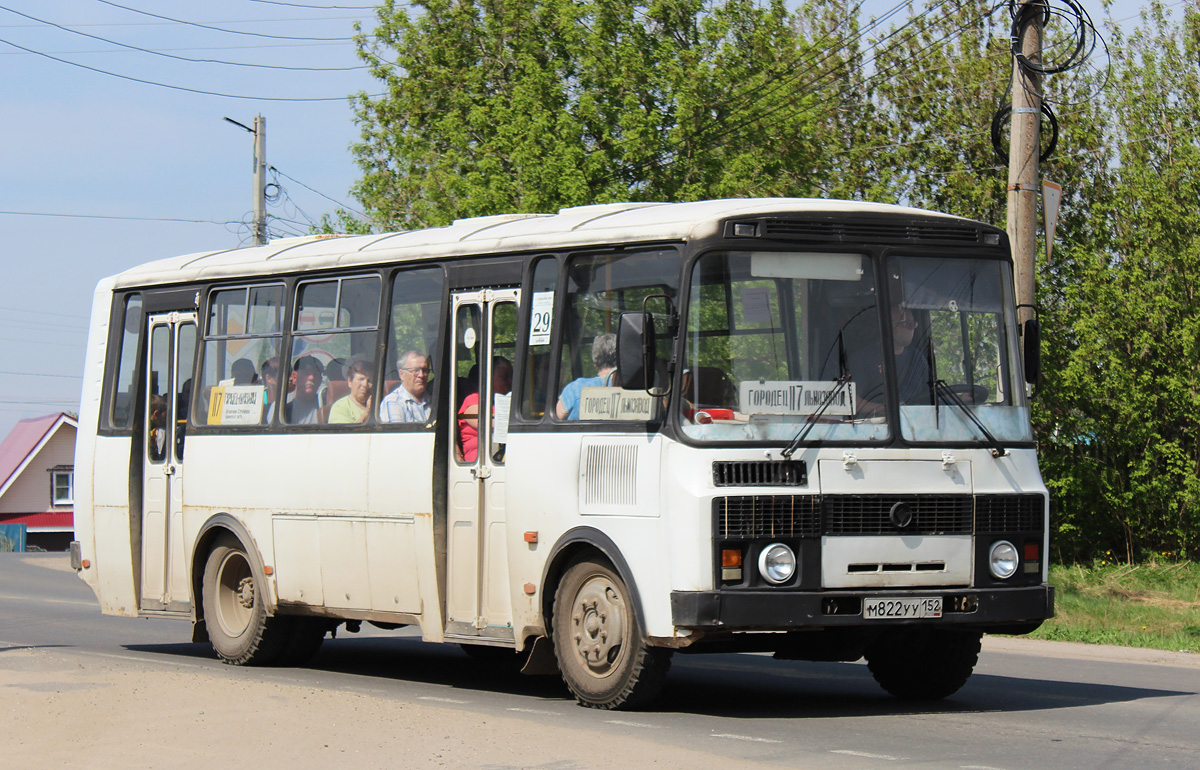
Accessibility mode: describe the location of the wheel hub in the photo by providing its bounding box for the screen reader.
[571,578,625,675]
[236,576,255,609]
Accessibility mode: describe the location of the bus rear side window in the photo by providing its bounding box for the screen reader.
[109,293,142,431]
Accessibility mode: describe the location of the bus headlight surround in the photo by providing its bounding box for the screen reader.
[758,543,797,585]
[988,540,1019,580]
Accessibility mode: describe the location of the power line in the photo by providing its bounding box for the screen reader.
[0,370,82,380]
[0,40,353,55]
[90,0,360,42]
[248,1,378,8]
[0,305,90,321]
[270,166,367,218]
[0,209,229,225]
[0,36,371,101]
[0,5,365,72]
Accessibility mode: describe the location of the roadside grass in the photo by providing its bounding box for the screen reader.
[1022,561,1200,653]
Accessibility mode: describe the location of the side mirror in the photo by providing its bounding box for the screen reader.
[617,311,656,391]
[1022,318,1041,385]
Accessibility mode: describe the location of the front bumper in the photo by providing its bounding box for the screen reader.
[671,584,1054,630]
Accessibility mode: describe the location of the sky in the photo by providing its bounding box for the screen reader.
[0,0,1145,440]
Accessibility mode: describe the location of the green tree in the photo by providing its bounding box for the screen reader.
[1037,1,1200,562]
[349,0,833,229]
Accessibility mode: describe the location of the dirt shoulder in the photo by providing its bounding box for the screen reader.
[0,644,740,770]
[982,634,1200,668]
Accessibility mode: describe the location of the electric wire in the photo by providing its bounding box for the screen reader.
[0,209,229,225]
[270,166,366,218]
[0,36,372,100]
[0,371,83,379]
[0,5,365,72]
[589,0,984,188]
[90,0,361,42]
[249,1,378,8]
[607,0,986,187]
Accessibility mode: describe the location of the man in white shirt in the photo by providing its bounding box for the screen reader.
[378,350,432,423]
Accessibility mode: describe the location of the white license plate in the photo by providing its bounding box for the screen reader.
[863,596,942,619]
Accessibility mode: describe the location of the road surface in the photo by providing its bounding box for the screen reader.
[2,553,1197,769]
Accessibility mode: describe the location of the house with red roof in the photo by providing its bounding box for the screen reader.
[0,412,78,552]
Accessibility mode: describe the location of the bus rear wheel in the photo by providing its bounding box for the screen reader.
[202,535,289,665]
[864,628,981,700]
[552,559,671,710]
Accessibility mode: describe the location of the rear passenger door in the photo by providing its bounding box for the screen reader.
[140,311,196,612]
[445,288,519,642]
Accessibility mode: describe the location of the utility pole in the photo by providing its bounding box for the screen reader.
[1007,1,1042,330]
[252,115,267,247]
[224,115,268,247]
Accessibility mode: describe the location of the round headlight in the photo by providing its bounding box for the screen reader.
[988,540,1019,579]
[758,543,797,585]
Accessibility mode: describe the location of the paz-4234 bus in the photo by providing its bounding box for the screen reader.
[71,198,1053,709]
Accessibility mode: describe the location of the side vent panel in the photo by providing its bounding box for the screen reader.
[581,443,639,508]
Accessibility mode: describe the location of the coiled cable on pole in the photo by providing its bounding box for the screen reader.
[1008,0,1096,75]
[991,102,1059,164]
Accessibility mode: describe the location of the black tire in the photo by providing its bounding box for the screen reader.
[865,628,981,700]
[552,559,671,710]
[201,535,290,666]
[276,617,328,666]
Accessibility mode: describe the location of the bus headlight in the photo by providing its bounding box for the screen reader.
[758,543,797,585]
[988,540,1019,579]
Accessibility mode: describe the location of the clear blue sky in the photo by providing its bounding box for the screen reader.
[0,0,1137,439]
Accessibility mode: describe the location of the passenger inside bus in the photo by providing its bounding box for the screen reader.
[284,355,324,425]
[327,356,374,424]
[148,393,167,461]
[261,357,280,421]
[458,356,512,461]
[231,358,257,386]
[378,350,432,423]
[851,304,932,416]
[556,333,617,420]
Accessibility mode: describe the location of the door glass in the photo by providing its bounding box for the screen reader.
[174,323,196,461]
[454,303,482,464]
[147,325,170,464]
[489,302,517,463]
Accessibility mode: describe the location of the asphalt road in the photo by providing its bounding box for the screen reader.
[2,553,1198,769]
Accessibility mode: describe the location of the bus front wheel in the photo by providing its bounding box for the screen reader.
[201,535,289,665]
[864,628,981,700]
[552,559,671,710]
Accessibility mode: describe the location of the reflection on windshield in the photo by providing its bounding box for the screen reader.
[680,250,1032,445]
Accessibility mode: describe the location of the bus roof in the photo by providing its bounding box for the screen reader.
[109,198,968,289]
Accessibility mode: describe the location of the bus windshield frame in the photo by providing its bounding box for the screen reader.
[677,248,1031,447]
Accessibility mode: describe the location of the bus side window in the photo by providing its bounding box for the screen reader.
[108,293,142,431]
[522,257,557,420]
[290,275,381,427]
[379,267,444,426]
[194,284,284,429]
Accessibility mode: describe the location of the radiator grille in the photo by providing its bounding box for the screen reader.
[715,496,821,538]
[823,494,972,535]
[976,494,1044,533]
[715,494,1042,538]
[712,460,807,487]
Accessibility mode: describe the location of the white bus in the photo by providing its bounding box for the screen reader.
[72,198,1052,709]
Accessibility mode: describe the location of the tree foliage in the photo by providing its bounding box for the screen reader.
[351,0,831,229]
[344,0,1200,561]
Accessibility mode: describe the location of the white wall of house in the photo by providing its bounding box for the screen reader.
[0,426,77,514]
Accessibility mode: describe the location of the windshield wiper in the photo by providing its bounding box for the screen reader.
[933,379,1008,457]
[780,374,852,459]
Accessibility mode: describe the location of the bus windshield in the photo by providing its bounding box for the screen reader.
[679,250,1031,445]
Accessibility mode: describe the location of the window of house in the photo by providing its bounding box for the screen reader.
[51,468,73,505]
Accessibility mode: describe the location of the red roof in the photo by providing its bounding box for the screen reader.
[0,413,76,494]
[0,511,73,531]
